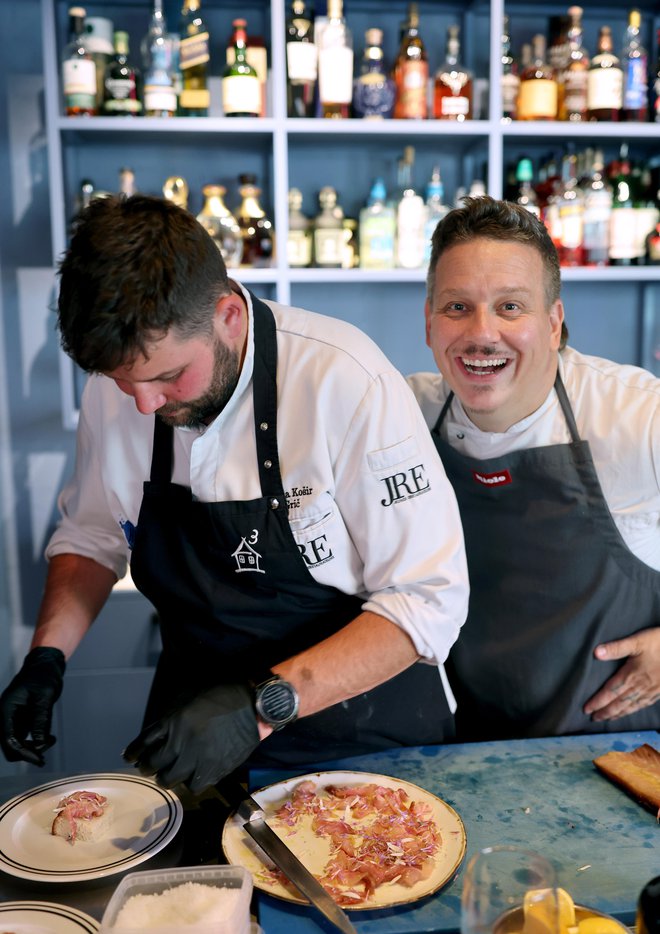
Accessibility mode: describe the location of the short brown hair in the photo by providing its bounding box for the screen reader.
[426,196,567,348]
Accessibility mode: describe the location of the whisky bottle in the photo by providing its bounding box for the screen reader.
[287,188,312,267]
[359,178,396,269]
[141,0,177,117]
[559,6,588,121]
[395,146,426,269]
[196,185,243,267]
[286,0,317,118]
[62,6,97,116]
[179,0,210,116]
[433,25,473,121]
[393,3,428,119]
[236,174,274,267]
[621,9,648,121]
[353,28,395,119]
[317,0,354,119]
[556,152,585,266]
[103,31,141,116]
[222,19,260,117]
[581,149,612,266]
[501,15,519,122]
[517,34,558,120]
[587,26,623,121]
[313,187,345,267]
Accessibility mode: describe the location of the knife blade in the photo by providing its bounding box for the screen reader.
[236,790,358,934]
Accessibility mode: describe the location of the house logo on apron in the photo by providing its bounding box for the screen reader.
[472,469,512,487]
[232,533,265,573]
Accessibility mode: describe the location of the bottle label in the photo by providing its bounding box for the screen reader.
[222,74,260,115]
[517,78,557,119]
[583,190,612,249]
[439,94,470,117]
[353,74,395,118]
[558,204,584,249]
[396,61,429,119]
[287,41,318,81]
[287,230,312,267]
[180,31,209,69]
[104,77,138,102]
[359,213,396,268]
[563,70,588,114]
[624,57,648,109]
[609,207,640,259]
[314,228,344,265]
[318,46,354,104]
[143,84,177,113]
[587,66,623,110]
[396,195,427,268]
[501,73,520,116]
[180,88,210,109]
[63,59,97,98]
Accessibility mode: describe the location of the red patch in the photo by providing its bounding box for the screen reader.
[472,469,512,487]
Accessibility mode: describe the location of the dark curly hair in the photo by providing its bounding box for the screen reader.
[426,196,568,349]
[57,194,231,373]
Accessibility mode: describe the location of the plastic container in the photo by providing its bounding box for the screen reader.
[100,865,255,934]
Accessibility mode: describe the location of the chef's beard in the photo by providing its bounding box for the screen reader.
[156,334,241,429]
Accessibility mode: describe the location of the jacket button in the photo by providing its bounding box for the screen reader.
[264,459,272,469]
[260,421,269,431]
[269,497,279,510]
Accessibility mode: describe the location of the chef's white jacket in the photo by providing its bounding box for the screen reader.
[408,346,660,572]
[47,288,469,674]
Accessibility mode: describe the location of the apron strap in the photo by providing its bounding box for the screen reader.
[249,292,286,499]
[432,391,454,433]
[150,416,174,483]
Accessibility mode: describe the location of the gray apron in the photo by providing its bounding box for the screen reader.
[432,372,660,740]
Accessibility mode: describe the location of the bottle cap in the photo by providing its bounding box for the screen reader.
[369,178,387,202]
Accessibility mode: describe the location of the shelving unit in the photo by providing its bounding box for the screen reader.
[42,0,660,429]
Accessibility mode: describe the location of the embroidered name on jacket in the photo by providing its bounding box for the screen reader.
[472,469,512,487]
[380,464,431,507]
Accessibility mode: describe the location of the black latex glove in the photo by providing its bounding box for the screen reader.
[0,647,66,766]
[123,682,260,794]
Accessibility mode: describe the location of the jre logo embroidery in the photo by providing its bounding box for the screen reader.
[380,464,431,507]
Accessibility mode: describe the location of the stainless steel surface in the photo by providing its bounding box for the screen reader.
[243,813,358,934]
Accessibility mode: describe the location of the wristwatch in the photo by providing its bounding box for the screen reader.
[253,674,300,731]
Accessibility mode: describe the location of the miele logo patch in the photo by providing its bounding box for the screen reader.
[472,469,512,487]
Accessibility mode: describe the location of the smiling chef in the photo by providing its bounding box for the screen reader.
[408,196,660,741]
[0,194,469,790]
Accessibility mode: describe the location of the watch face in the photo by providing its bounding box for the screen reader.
[257,680,299,727]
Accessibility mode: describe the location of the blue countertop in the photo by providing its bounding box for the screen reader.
[251,731,659,934]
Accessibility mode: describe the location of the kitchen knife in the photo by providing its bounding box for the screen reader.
[221,780,358,934]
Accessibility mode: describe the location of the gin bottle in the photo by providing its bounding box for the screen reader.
[359,178,396,269]
[141,0,177,117]
[62,6,97,116]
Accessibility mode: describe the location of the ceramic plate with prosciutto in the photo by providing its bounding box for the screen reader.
[0,773,182,883]
[0,900,99,932]
[222,770,466,910]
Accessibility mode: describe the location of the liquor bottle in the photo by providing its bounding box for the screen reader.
[341,218,358,268]
[514,157,540,218]
[581,149,612,266]
[84,16,115,112]
[222,19,260,117]
[646,219,660,264]
[517,34,558,121]
[393,3,428,120]
[548,15,570,75]
[636,166,660,260]
[163,175,189,209]
[501,15,519,122]
[621,9,648,121]
[287,188,312,267]
[179,0,210,116]
[636,876,660,934]
[317,0,354,119]
[652,28,660,123]
[313,186,345,267]
[118,166,137,197]
[353,28,395,119]
[395,146,427,269]
[226,23,267,118]
[285,0,317,118]
[359,177,396,269]
[559,6,588,121]
[141,0,177,117]
[609,145,643,265]
[196,185,243,267]
[587,26,623,121]
[423,166,450,263]
[433,25,473,121]
[62,6,97,116]
[103,31,142,116]
[556,152,585,266]
[236,174,274,267]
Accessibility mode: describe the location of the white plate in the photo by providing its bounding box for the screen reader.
[222,770,466,910]
[0,900,99,932]
[0,773,182,883]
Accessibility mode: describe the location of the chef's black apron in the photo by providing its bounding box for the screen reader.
[432,372,660,741]
[130,294,452,766]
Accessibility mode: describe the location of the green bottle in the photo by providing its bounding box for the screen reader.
[222,18,260,117]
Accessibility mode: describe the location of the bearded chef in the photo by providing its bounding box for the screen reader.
[0,194,469,790]
[408,196,660,741]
